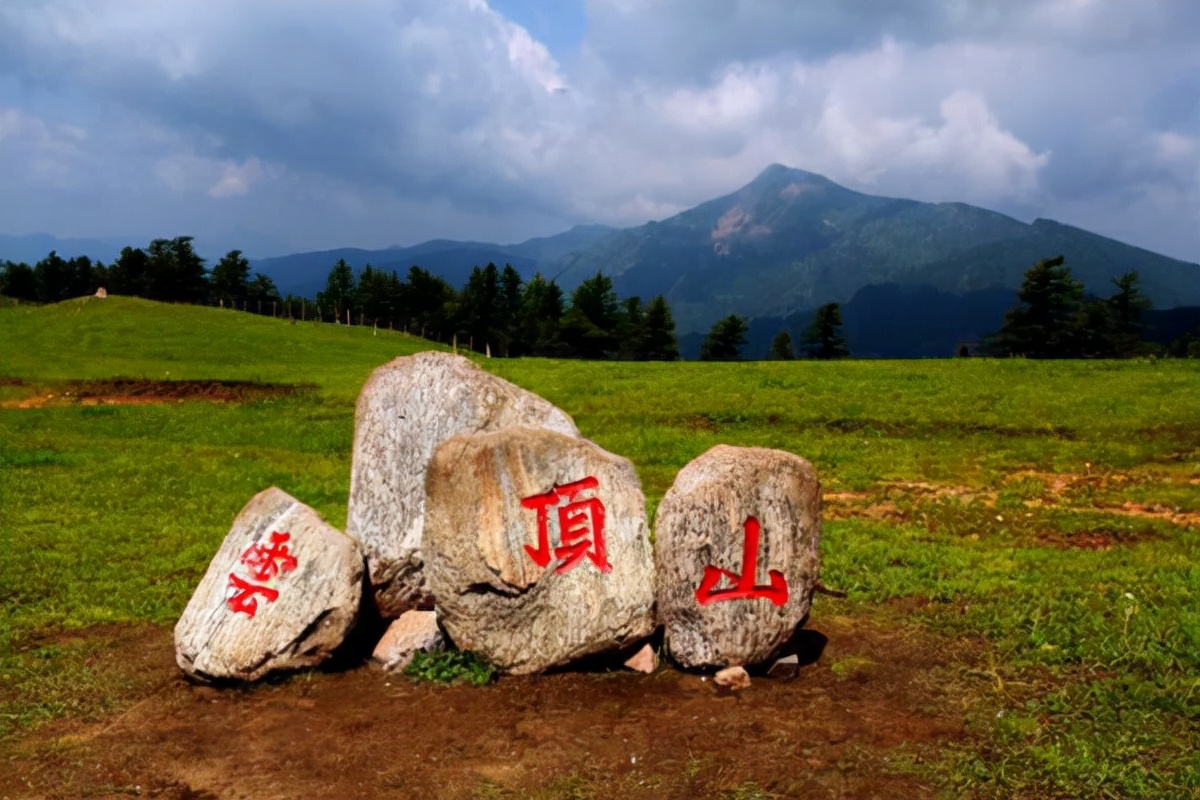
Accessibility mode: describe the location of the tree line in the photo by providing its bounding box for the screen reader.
[314,258,680,360]
[0,237,284,310]
[984,256,1187,358]
[0,238,682,361]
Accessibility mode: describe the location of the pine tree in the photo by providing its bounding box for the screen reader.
[995,256,1083,358]
[317,258,356,321]
[641,295,680,361]
[802,303,849,359]
[210,250,251,307]
[769,329,795,360]
[700,314,749,361]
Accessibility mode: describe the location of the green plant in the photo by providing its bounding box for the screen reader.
[402,649,496,686]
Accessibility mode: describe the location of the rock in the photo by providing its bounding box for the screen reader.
[175,488,364,682]
[713,665,752,691]
[423,426,655,674]
[654,444,821,669]
[93,287,107,298]
[623,643,659,674]
[346,352,578,618]
[767,653,800,681]
[371,610,444,671]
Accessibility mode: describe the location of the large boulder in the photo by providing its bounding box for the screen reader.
[175,488,364,682]
[346,352,578,618]
[654,445,821,669]
[423,426,655,674]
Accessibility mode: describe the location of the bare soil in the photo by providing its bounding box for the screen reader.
[1,379,311,409]
[0,614,974,800]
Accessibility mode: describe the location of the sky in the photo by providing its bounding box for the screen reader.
[1,0,1197,261]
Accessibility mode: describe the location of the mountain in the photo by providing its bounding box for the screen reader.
[253,224,615,298]
[0,233,130,265]
[537,165,1200,333]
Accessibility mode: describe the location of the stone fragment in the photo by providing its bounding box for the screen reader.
[623,643,659,674]
[424,426,655,674]
[767,653,801,681]
[655,444,821,669]
[713,665,752,691]
[175,488,364,682]
[346,352,578,618]
[372,610,444,671]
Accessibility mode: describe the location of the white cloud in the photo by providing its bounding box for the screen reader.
[0,0,1195,261]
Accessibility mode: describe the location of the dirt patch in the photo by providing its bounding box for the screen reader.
[1,614,972,800]
[1,379,313,409]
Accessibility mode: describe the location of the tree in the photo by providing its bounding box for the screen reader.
[210,250,251,307]
[802,303,849,359]
[641,295,679,361]
[457,263,505,353]
[700,314,749,361]
[616,296,647,359]
[563,272,621,358]
[246,272,281,311]
[143,236,207,302]
[769,329,795,360]
[0,261,36,300]
[317,258,356,321]
[400,266,455,340]
[994,256,1084,358]
[1106,271,1151,357]
[516,272,568,356]
[109,246,150,296]
[33,251,72,302]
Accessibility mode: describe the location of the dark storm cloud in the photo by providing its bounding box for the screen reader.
[0,0,1195,260]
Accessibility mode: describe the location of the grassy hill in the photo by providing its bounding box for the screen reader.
[2,297,1198,798]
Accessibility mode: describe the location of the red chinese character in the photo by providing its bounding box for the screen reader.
[695,516,788,607]
[226,572,280,617]
[225,531,298,617]
[239,531,298,582]
[521,476,612,574]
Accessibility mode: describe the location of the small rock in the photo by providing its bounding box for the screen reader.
[767,653,800,681]
[372,610,444,671]
[346,352,579,618]
[623,644,659,674]
[713,666,751,691]
[175,488,364,682]
[424,426,655,674]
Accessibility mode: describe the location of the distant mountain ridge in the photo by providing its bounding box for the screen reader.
[5,165,1197,350]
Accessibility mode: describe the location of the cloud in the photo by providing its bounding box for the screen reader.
[0,0,1195,261]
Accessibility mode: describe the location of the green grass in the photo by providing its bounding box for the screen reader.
[2,296,1199,798]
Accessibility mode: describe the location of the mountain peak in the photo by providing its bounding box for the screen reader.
[751,163,832,186]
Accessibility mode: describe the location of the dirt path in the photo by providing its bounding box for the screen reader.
[1,614,973,800]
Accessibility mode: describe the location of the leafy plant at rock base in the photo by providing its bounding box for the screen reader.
[403,649,496,686]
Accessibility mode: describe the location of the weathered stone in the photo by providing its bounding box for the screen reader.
[424,426,655,675]
[372,610,444,671]
[623,643,659,674]
[346,352,578,618]
[713,665,752,691]
[767,653,801,681]
[175,488,364,682]
[655,444,821,669]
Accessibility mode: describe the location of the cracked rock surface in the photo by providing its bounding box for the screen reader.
[655,445,821,669]
[346,352,578,618]
[423,426,655,674]
[175,487,364,682]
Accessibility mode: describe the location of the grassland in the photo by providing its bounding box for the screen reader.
[2,296,1198,798]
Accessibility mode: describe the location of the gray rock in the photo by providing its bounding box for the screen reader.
[175,488,364,682]
[423,426,655,674]
[655,445,821,669]
[767,653,801,681]
[372,610,444,671]
[346,352,578,618]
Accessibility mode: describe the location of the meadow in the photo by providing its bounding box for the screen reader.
[1,296,1197,799]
